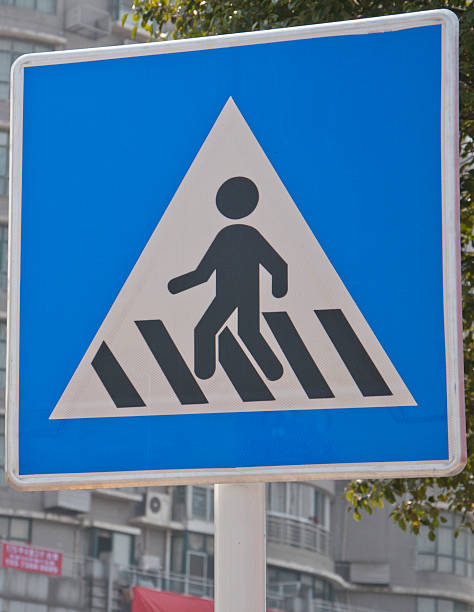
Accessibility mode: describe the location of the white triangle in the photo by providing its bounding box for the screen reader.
[50,98,416,420]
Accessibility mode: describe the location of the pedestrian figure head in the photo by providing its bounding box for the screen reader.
[216,177,259,219]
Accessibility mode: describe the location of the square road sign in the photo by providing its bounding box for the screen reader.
[6,10,465,489]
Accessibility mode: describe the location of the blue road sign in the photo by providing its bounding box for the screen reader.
[6,10,465,489]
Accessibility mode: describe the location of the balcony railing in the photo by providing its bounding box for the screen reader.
[311,602,389,612]
[267,514,331,556]
[267,591,389,612]
[119,567,214,600]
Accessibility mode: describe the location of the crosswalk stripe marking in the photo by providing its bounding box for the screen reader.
[136,320,208,406]
[91,341,145,408]
[218,327,275,402]
[315,309,392,397]
[263,311,334,399]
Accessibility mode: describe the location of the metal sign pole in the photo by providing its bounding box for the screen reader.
[214,483,266,612]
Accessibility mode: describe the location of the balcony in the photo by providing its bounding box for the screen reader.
[120,570,386,612]
[268,589,388,612]
[267,514,331,557]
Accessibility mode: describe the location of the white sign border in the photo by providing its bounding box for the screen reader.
[6,9,465,490]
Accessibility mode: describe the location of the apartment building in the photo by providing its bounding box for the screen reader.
[0,2,472,612]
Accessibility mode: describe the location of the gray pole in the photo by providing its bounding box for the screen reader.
[214,483,266,612]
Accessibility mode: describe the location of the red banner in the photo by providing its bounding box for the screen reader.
[133,588,213,612]
[2,542,62,576]
[132,587,283,612]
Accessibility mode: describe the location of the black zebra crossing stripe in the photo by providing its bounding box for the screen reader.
[136,319,208,406]
[91,341,145,409]
[263,311,334,400]
[218,327,274,402]
[315,309,392,397]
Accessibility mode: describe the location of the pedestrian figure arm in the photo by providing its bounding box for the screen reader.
[258,235,288,298]
[168,238,218,294]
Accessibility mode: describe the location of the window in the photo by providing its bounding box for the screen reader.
[0,319,6,391]
[267,483,329,528]
[171,486,214,523]
[172,486,186,521]
[267,566,333,602]
[267,483,286,514]
[170,532,214,597]
[313,576,333,601]
[0,415,4,485]
[417,597,473,612]
[0,39,51,100]
[90,528,134,568]
[171,533,184,575]
[313,488,327,528]
[0,224,7,290]
[171,532,214,577]
[417,514,473,577]
[114,532,133,568]
[0,0,56,13]
[267,566,300,598]
[190,486,214,522]
[0,515,31,542]
[0,132,7,196]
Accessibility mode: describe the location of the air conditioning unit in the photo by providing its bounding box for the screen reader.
[142,491,171,526]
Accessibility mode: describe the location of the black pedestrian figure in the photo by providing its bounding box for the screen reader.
[168,177,288,381]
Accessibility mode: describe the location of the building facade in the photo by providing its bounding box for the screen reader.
[0,2,472,612]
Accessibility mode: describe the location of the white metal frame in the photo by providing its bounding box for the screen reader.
[6,10,465,490]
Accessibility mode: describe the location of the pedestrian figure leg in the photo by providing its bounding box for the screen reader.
[195,299,236,379]
[238,305,283,381]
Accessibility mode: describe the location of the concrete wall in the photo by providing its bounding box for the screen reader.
[89,496,137,526]
[333,481,474,609]
[31,521,77,557]
[268,541,334,575]
[0,566,85,612]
